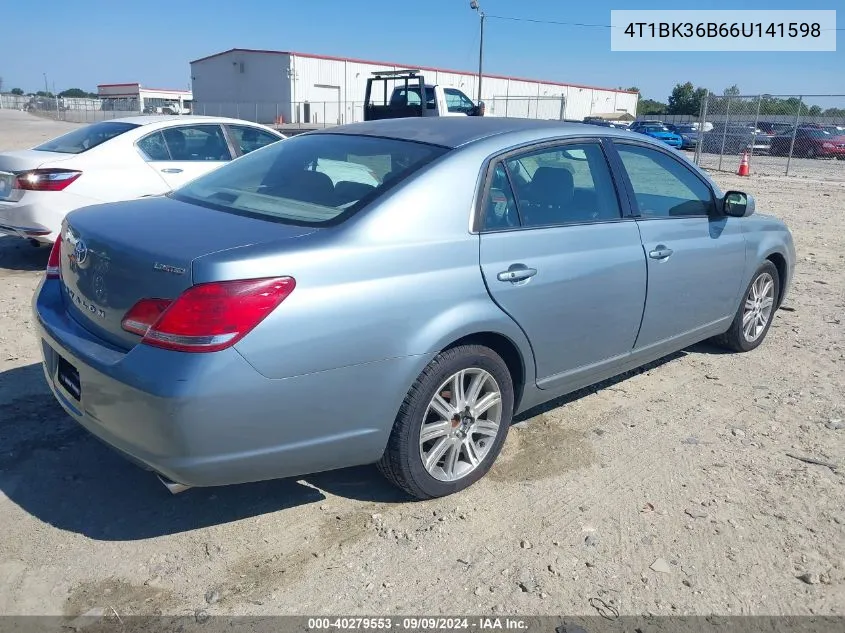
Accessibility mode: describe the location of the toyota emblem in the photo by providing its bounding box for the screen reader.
[74,239,88,265]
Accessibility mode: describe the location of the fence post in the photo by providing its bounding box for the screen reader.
[695,93,709,166]
[785,96,803,177]
[717,96,732,171]
[255,102,258,123]
[749,94,763,165]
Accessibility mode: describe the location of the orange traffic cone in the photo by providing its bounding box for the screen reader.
[737,151,750,176]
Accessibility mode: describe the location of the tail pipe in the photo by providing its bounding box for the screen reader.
[157,474,192,495]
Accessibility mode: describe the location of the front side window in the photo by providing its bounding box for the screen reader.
[616,143,715,218]
[171,133,448,226]
[498,143,622,228]
[34,121,140,154]
[444,89,475,114]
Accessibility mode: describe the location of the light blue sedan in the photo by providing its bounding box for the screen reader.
[33,118,796,500]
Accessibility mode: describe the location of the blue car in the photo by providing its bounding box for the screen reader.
[33,118,795,499]
[635,124,683,148]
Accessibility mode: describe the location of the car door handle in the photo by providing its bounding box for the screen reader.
[497,265,537,283]
[161,168,183,174]
[648,246,674,260]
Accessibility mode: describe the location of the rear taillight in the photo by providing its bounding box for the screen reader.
[121,298,172,336]
[121,277,296,353]
[15,169,82,192]
[46,235,63,279]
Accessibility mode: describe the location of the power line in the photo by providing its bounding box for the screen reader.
[486,15,616,29]
[486,14,844,31]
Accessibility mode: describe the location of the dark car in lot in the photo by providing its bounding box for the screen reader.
[757,122,794,137]
[769,126,845,159]
[667,124,700,150]
[701,124,771,155]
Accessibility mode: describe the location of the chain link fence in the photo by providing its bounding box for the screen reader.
[692,93,845,181]
[8,95,580,129]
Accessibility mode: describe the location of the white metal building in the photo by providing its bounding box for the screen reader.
[189,48,638,125]
[97,83,193,112]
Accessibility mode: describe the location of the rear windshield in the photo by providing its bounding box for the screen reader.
[34,121,140,154]
[170,133,449,226]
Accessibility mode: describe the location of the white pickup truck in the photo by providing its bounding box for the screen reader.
[144,101,191,115]
[364,69,484,121]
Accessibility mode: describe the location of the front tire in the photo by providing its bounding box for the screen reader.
[377,345,514,500]
[712,261,780,352]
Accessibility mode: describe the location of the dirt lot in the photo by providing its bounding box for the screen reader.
[0,110,843,619]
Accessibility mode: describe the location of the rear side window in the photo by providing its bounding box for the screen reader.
[171,133,449,226]
[484,143,621,229]
[161,124,232,161]
[34,121,139,154]
[137,132,170,160]
[227,125,282,156]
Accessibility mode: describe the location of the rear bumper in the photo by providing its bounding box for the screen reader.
[33,278,428,488]
[818,146,845,157]
[0,191,102,243]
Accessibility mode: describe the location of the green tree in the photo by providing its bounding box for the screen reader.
[807,105,823,117]
[723,84,741,97]
[822,107,845,118]
[59,88,89,98]
[11,87,24,95]
[34,90,54,98]
[667,82,708,115]
[639,99,667,115]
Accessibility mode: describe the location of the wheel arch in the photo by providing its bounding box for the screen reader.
[441,331,528,413]
[765,251,788,309]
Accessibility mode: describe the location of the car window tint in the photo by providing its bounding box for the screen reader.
[172,133,448,226]
[137,131,170,161]
[444,89,474,113]
[161,124,232,162]
[504,143,621,227]
[228,125,282,155]
[482,163,519,230]
[33,121,140,154]
[616,144,715,218]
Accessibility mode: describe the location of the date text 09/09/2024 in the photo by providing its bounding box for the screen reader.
[307,617,529,630]
[623,22,822,39]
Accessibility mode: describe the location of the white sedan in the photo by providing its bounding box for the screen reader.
[0,116,285,244]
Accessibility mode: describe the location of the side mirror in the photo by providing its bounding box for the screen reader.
[470,101,486,117]
[722,191,755,217]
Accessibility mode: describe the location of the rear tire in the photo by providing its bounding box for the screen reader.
[711,261,780,353]
[377,345,514,500]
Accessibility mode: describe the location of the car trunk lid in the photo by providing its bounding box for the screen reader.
[0,149,77,173]
[60,196,319,349]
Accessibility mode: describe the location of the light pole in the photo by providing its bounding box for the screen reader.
[470,0,484,105]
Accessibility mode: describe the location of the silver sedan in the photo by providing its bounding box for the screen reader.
[33,117,796,500]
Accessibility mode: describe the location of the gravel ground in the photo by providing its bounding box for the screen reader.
[0,109,843,620]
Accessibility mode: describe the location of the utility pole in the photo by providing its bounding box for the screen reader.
[470,1,485,104]
[43,73,49,96]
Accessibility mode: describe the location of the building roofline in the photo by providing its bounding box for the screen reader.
[98,83,192,94]
[189,48,639,95]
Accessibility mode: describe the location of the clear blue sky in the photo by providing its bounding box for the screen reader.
[1,0,842,105]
